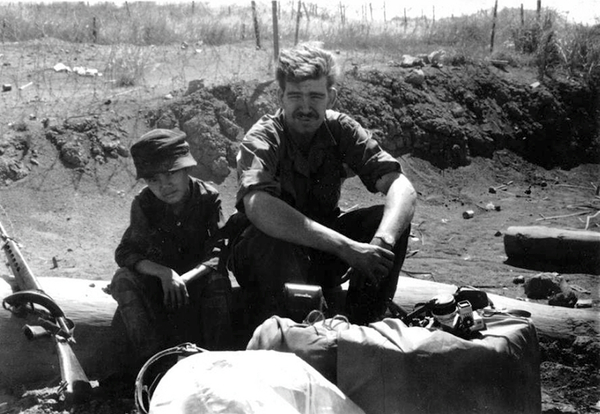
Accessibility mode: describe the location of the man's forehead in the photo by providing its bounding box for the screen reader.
[284,77,329,92]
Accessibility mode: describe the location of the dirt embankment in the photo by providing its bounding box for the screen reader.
[2,61,598,186]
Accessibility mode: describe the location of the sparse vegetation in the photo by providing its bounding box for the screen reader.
[0,1,598,85]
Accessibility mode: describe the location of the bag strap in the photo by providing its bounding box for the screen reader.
[134,342,206,414]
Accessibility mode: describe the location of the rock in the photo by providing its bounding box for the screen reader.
[186,79,205,95]
[53,62,71,72]
[399,55,424,68]
[575,299,593,308]
[513,276,525,284]
[462,210,474,219]
[405,69,425,86]
[523,274,560,299]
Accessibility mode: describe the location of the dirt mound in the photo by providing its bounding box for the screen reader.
[2,61,597,186]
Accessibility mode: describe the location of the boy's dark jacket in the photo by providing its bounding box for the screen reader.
[115,177,224,275]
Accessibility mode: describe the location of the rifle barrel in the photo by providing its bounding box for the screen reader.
[0,221,42,291]
[1,219,91,402]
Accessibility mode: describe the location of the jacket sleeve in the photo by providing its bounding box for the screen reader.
[114,197,152,270]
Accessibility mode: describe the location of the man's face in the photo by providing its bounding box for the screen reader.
[280,77,336,140]
[144,169,190,206]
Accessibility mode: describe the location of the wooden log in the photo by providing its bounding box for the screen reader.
[504,226,600,274]
[392,276,599,341]
[1,275,597,391]
[0,276,117,390]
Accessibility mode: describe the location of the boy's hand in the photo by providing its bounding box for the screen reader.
[161,270,190,309]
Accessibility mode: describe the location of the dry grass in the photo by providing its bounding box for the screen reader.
[0,2,598,87]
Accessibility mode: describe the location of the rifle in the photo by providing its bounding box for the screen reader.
[0,220,91,403]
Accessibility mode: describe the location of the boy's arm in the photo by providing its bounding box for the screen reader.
[134,259,189,309]
[115,198,151,269]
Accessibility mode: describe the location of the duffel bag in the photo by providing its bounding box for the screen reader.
[246,312,350,384]
[337,313,541,414]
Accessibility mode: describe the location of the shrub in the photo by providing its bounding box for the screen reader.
[104,45,147,87]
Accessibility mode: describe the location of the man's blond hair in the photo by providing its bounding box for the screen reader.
[276,42,339,91]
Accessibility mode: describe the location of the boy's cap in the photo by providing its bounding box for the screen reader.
[131,129,197,179]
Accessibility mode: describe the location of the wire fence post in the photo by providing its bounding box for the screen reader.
[272,1,279,61]
[294,0,301,45]
[251,0,261,49]
[490,0,498,52]
[91,16,97,43]
[520,3,524,26]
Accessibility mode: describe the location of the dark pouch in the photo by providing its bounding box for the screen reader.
[283,283,327,323]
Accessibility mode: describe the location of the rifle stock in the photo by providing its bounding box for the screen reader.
[1,220,91,402]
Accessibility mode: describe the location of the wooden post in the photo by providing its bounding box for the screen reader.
[521,4,524,26]
[272,1,279,62]
[251,0,261,49]
[404,8,407,32]
[339,2,345,26]
[490,0,498,52]
[294,0,301,45]
[125,1,130,17]
[91,16,97,43]
[432,5,435,24]
[302,1,310,21]
[536,0,541,23]
[191,1,195,15]
[369,3,373,21]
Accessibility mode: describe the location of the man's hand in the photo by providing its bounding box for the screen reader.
[160,270,190,309]
[343,241,395,288]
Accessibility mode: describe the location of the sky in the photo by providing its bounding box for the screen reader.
[1,0,598,25]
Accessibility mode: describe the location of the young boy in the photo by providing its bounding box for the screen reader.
[108,128,232,376]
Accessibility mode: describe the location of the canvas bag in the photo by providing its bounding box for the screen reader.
[337,314,541,414]
[246,313,350,384]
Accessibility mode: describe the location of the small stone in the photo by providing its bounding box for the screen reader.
[575,299,593,308]
[513,275,525,284]
[462,210,474,219]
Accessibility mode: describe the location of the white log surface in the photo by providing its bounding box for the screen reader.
[504,226,600,272]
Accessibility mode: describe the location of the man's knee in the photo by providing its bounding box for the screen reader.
[231,225,310,287]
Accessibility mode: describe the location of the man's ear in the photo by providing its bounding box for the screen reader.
[327,87,338,108]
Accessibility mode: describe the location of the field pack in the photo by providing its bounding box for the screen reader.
[249,312,540,414]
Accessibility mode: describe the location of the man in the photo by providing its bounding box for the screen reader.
[229,43,416,327]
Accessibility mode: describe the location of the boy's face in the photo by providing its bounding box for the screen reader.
[144,168,190,206]
[279,76,337,141]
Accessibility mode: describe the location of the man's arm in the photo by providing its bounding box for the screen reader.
[243,191,395,280]
[371,171,417,248]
